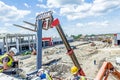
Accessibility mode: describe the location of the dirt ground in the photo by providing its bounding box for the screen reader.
[16,41,120,80]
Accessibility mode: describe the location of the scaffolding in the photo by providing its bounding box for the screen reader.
[0,33,36,54]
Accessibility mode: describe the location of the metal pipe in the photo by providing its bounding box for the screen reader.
[36,19,42,70]
[55,24,81,69]
[23,21,37,31]
[55,24,71,50]
[23,21,36,27]
[13,24,36,32]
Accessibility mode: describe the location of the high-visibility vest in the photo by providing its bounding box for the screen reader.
[81,76,86,80]
[45,73,52,80]
[72,76,86,80]
[0,54,14,72]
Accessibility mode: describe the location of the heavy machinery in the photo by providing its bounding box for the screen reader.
[95,62,120,80]
[13,11,120,80]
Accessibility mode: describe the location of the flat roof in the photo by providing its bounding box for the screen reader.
[0,33,36,38]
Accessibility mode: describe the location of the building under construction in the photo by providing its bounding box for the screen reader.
[0,33,73,54]
[0,33,36,54]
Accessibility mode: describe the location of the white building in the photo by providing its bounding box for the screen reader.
[114,33,120,45]
[52,37,74,45]
[0,33,36,54]
[0,33,74,54]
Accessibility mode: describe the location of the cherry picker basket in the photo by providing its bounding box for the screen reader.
[36,11,53,30]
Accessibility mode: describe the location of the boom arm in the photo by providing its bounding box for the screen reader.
[95,62,120,80]
[51,18,85,76]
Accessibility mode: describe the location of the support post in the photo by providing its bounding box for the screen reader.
[5,36,8,52]
[36,19,42,70]
[16,35,19,53]
[28,36,31,51]
[3,37,5,54]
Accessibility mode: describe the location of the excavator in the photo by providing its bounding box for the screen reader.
[12,11,120,80]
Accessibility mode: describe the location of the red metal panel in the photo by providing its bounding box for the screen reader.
[42,37,52,41]
[42,37,52,46]
[51,18,59,27]
[114,34,117,36]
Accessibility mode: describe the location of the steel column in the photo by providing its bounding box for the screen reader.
[5,36,8,52]
[16,35,19,53]
[36,19,42,70]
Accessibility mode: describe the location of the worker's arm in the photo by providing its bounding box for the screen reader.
[2,57,10,70]
[3,61,9,70]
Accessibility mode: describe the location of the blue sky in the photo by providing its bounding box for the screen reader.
[0,0,120,37]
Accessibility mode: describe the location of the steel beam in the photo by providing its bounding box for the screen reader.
[36,19,42,70]
[13,24,36,32]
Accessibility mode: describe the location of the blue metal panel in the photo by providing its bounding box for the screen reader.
[37,19,42,70]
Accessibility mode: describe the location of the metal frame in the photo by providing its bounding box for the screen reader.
[36,19,42,69]
[13,11,53,70]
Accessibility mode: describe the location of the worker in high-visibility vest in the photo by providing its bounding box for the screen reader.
[71,66,86,80]
[37,68,53,80]
[0,47,18,72]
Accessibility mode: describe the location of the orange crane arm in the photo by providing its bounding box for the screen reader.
[94,62,120,80]
[51,18,85,76]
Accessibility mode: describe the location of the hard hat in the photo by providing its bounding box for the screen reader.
[38,68,44,72]
[9,47,17,55]
[71,66,78,74]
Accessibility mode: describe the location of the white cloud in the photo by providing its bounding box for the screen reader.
[0,22,34,34]
[76,23,84,27]
[48,0,120,20]
[0,1,31,22]
[0,27,8,33]
[91,0,120,13]
[87,21,109,27]
[36,4,47,8]
[63,21,112,35]
[76,21,109,27]
[38,0,43,3]
[47,0,83,8]
[4,23,12,26]
[19,29,34,34]
[24,3,31,8]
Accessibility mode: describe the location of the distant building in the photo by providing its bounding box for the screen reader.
[0,33,36,54]
[42,37,52,47]
[0,33,74,54]
[114,33,120,46]
[42,37,74,47]
[52,37,73,45]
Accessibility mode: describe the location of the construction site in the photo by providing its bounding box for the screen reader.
[1,11,120,80]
